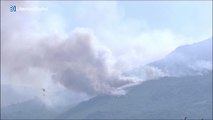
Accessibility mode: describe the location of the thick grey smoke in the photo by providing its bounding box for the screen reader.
[2,28,135,96]
[37,29,135,95]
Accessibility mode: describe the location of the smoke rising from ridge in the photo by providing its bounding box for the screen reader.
[2,28,135,96]
[39,29,135,95]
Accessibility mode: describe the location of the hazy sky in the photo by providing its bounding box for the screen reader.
[3,1,212,66]
[36,1,212,67]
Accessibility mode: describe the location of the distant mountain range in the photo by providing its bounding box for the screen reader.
[1,97,57,119]
[150,37,212,76]
[1,37,212,119]
[127,37,212,79]
[1,84,35,107]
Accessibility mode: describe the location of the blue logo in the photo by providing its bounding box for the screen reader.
[10,5,16,12]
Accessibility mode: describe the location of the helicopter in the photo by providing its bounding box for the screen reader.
[42,88,46,96]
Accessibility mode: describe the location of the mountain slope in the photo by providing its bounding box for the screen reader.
[1,84,35,107]
[59,73,212,119]
[1,97,57,119]
[150,37,212,76]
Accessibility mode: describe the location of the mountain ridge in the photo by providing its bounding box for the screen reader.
[59,72,212,119]
[149,37,212,76]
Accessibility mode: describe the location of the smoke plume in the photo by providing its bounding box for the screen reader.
[39,29,135,95]
[3,28,135,96]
